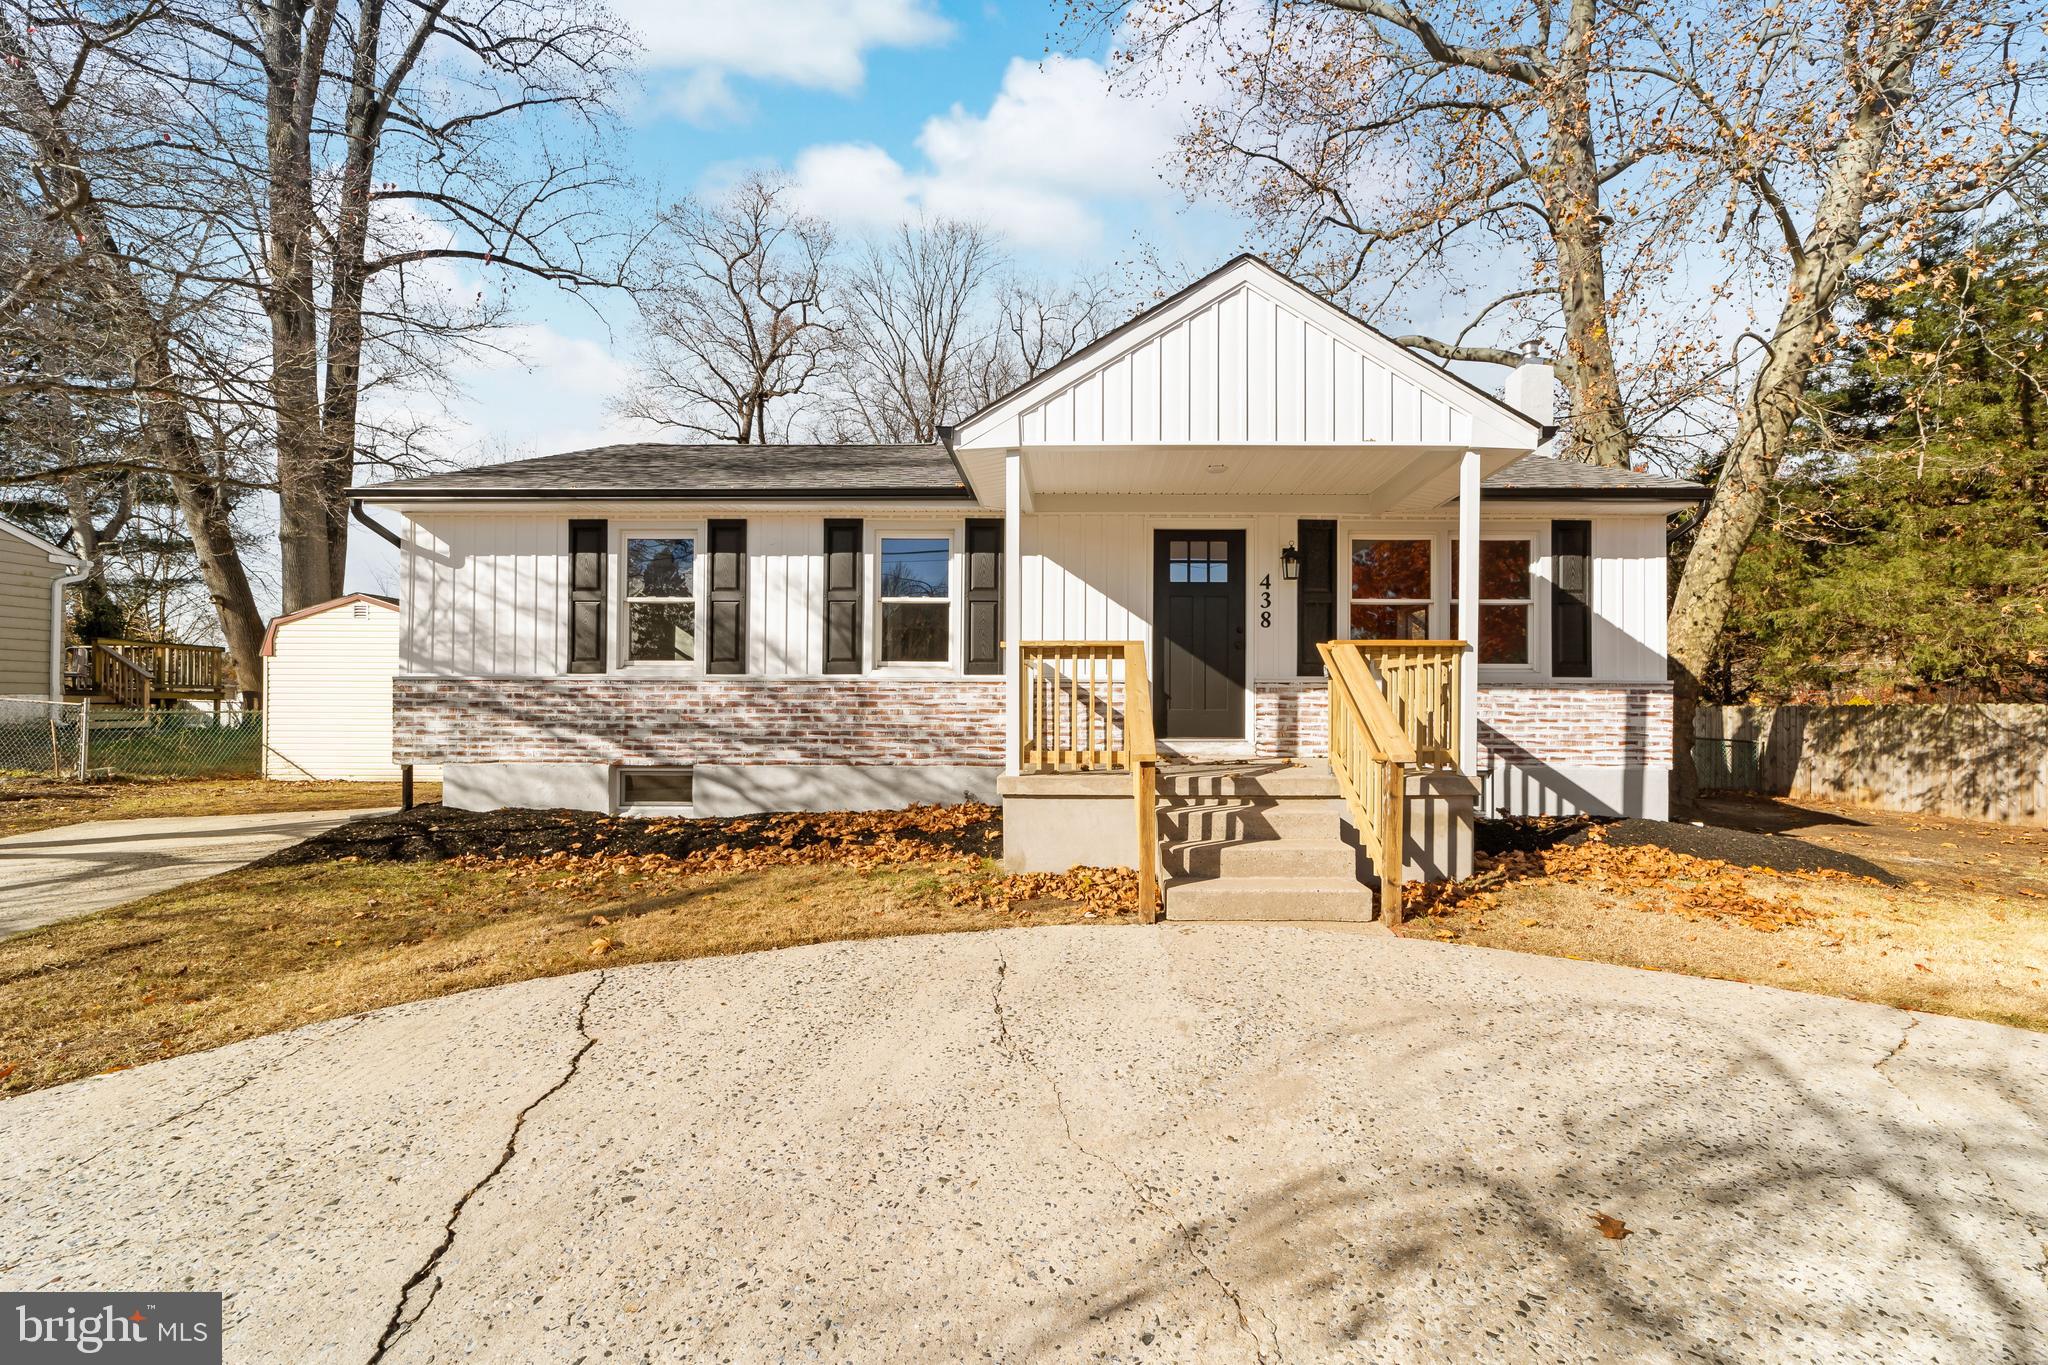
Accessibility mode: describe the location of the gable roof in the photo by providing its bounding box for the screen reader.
[350,443,973,502]
[951,254,1546,453]
[0,513,85,566]
[260,592,398,656]
[1480,455,1708,501]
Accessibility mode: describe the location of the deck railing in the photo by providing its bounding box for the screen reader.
[1319,642,1420,923]
[68,639,230,703]
[1331,640,1464,770]
[1017,640,1161,922]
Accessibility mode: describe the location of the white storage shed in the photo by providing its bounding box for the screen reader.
[261,593,441,782]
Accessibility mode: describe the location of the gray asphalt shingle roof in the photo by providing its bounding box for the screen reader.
[351,444,1705,503]
[349,442,972,500]
[1482,454,1708,499]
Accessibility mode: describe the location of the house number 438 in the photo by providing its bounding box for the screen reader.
[1259,574,1273,629]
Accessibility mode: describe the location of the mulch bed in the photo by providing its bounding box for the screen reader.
[254,802,1002,867]
[1475,813,1898,883]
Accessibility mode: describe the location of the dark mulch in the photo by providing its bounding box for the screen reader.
[1477,812,1898,882]
[252,803,1002,868]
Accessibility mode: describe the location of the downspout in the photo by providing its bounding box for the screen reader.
[49,561,89,700]
[351,499,402,547]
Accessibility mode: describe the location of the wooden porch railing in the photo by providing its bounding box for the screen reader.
[1319,642,1418,924]
[1331,640,1464,770]
[1017,640,1162,923]
[69,639,230,703]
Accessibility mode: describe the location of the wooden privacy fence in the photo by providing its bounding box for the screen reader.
[1319,642,1421,923]
[1016,641,1162,921]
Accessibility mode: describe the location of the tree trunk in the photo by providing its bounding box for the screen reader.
[1666,21,1927,814]
[1542,0,1631,468]
[262,0,343,612]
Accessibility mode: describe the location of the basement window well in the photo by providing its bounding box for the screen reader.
[619,766,695,813]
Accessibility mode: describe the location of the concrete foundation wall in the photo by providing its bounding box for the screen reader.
[1696,704,2047,826]
[445,761,613,814]
[692,764,1000,817]
[998,774,1138,873]
[1481,760,1671,821]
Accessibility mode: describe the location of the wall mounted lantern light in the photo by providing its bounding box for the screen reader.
[1280,543,1301,580]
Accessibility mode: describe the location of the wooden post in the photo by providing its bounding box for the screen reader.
[401,764,415,811]
[1381,759,1407,926]
[1133,758,1159,922]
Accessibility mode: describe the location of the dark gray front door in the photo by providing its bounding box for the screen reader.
[1154,531,1246,739]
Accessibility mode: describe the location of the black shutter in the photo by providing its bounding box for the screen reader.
[1551,519,1593,677]
[1296,519,1337,675]
[567,518,607,674]
[822,518,863,674]
[964,518,1003,675]
[707,519,747,674]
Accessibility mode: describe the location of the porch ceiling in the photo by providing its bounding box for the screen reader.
[958,444,1530,514]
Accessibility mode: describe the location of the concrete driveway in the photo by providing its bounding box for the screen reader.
[0,808,388,937]
[2,925,2043,1363]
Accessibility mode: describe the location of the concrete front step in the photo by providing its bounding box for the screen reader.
[1163,875,1381,922]
[1157,761,1341,800]
[1159,798,1345,844]
[1167,837,1360,880]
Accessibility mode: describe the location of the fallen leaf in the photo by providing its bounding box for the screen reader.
[1590,1212,1631,1240]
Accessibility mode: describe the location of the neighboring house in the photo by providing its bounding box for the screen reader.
[353,257,1705,884]
[0,515,86,700]
[261,593,444,783]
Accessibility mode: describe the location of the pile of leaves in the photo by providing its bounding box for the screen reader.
[947,866,1140,918]
[1409,827,1878,933]
[259,801,1001,867]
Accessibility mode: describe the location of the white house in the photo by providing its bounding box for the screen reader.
[261,593,443,783]
[353,257,1703,917]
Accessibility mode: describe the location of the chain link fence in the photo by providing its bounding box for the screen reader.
[0,697,261,780]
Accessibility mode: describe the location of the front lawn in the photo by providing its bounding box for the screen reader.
[1406,798,2048,1032]
[0,804,1130,1097]
[0,776,435,840]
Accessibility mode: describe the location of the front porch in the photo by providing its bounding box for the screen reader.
[999,638,1481,925]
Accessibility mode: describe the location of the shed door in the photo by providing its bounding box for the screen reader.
[1154,531,1246,739]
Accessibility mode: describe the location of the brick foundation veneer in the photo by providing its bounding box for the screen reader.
[1478,684,1673,767]
[395,676,1005,766]
[1255,680,1673,767]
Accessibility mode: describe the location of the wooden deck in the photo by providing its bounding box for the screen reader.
[63,640,235,707]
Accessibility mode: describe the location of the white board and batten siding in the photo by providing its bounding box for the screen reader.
[264,598,442,782]
[399,504,1671,691]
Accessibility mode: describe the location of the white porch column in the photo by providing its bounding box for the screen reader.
[1002,449,1024,777]
[1456,447,1481,774]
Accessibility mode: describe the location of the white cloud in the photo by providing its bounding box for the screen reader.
[612,0,952,122]
[788,55,1187,248]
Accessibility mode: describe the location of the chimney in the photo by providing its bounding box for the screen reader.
[1502,337,1555,429]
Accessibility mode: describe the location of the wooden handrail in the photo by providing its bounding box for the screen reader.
[1328,640,1463,770]
[1320,641,1413,924]
[91,639,227,697]
[92,644,154,709]
[1017,640,1162,922]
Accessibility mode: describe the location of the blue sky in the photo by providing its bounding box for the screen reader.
[349,0,1245,592]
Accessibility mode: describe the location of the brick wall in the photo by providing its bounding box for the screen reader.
[1255,680,1672,768]
[1254,683,1329,758]
[395,676,1005,767]
[1479,685,1672,767]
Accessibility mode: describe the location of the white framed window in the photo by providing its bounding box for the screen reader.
[1452,537,1536,666]
[875,530,955,667]
[618,528,701,668]
[1348,537,1435,640]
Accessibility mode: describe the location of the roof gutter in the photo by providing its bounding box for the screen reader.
[345,485,978,503]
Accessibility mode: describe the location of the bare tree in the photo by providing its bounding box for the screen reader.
[830,219,1002,442]
[620,176,839,444]
[1090,0,2046,807]
[976,273,1124,406]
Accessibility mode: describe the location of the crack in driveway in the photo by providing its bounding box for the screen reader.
[367,972,609,1364]
[989,949,1282,1364]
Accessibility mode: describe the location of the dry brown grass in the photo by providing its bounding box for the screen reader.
[0,777,435,839]
[0,854,1114,1097]
[1408,847,2048,1032]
